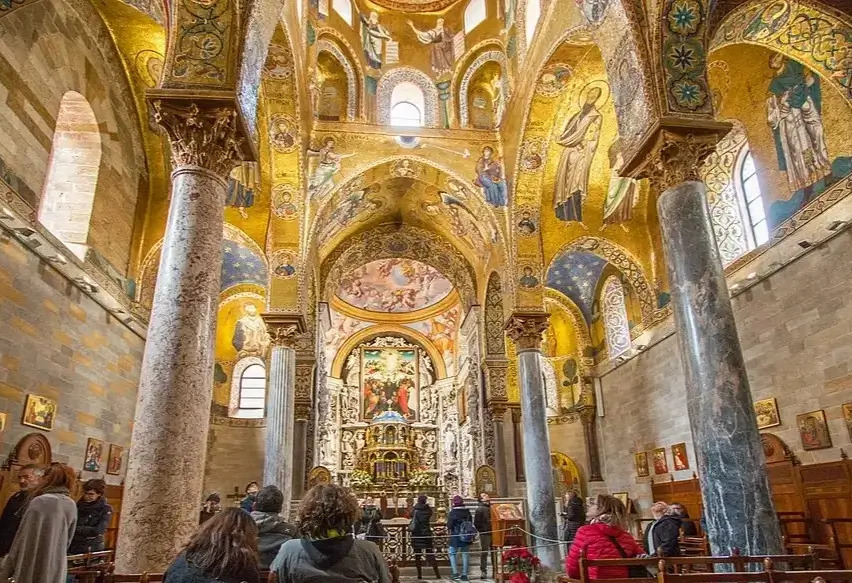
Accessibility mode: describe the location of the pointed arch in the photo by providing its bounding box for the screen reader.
[456,50,509,128]
[376,67,440,127]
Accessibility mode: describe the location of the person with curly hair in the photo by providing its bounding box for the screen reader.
[165,507,260,583]
[271,484,390,583]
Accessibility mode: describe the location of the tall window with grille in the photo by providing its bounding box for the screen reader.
[236,363,266,419]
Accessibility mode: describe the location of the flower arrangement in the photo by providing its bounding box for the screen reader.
[349,469,374,489]
[502,547,541,583]
[408,470,434,488]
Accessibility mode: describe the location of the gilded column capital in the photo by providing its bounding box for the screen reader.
[622,121,732,193]
[262,314,306,349]
[504,312,550,352]
[150,95,248,177]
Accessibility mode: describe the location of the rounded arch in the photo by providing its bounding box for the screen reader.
[376,67,440,127]
[330,324,448,379]
[709,0,852,104]
[229,356,266,417]
[543,287,593,357]
[484,271,506,357]
[457,50,510,128]
[551,451,584,497]
[316,30,365,119]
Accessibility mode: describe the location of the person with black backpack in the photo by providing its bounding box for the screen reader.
[447,496,476,581]
[358,497,386,550]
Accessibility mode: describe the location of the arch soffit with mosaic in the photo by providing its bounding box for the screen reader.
[316,30,365,119]
[320,224,479,314]
[709,0,852,105]
[329,324,448,379]
[376,67,440,127]
[543,287,593,351]
[549,237,655,324]
[457,50,510,128]
[307,155,508,260]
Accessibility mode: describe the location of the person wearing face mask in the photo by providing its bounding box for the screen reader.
[69,479,113,555]
[241,482,260,513]
[0,464,43,557]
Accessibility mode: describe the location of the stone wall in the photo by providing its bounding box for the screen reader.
[0,0,145,274]
[0,232,143,484]
[203,422,265,504]
[597,230,852,514]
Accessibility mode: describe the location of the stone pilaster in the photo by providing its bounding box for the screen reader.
[483,358,509,496]
[293,357,315,499]
[116,99,245,572]
[505,313,561,571]
[577,377,603,481]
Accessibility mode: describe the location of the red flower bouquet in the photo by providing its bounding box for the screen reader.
[502,547,541,583]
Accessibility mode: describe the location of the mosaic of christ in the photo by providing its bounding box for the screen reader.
[338,259,453,313]
[362,348,418,421]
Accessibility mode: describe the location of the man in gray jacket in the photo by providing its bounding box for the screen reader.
[251,485,297,569]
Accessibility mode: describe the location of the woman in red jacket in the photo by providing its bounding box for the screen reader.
[565,494,644,579]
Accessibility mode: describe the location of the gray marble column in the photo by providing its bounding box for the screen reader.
[116,102,243,572]
[506,314,561,571]
[658,181,783,557]
[491,404,509,497]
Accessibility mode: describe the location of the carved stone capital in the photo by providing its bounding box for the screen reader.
[621,121,732,192]
[510,406,522,424]
[262,314,306,349]
[294,402,313,422]
[150,97,247,177]
[295,360,316,403]
[489,402,509,419]
[504,312,550,352]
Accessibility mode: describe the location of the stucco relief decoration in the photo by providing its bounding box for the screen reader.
[272,184,300,220]
[170,0,233,84]
[535,63,574,97]
[377,67,440,127]
[661,0,712,113]
[712,1,852,101]
[317,40,359,121]
[269,114,298,153]
[419,383,438,425]
[459,51,510,128]
[441,385,460,489]
[264,44,294,80]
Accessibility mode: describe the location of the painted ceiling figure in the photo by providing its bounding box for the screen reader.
[553,87,603,223]
[359,11,393,70]
[232,303,271,358]
[308,137,354,199]
[407,18,455,76]
[766,54,831,192]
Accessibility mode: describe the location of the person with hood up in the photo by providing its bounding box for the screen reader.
[250,485,297,569]
[643,502,681,557]
[69,478,113,555]
[447,496,474,581]
[271,484,390,583]
[410,495,441,580]
[241,482,260,513]
[565,494,644,580]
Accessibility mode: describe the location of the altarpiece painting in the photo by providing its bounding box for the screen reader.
[361,347,419,421]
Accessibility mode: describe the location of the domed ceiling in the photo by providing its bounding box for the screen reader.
[336,258,454,313]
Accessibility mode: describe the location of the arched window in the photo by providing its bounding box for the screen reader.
[39,91,101,260]
[464,0,486,33]
[602,276,631,359]
[524,0,541,48]
[332,0,352,25]
[390,82,425,127]
[236,362,266,418]
[735,148,769,248]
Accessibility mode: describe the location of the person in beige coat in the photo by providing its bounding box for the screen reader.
[0,463,77,583]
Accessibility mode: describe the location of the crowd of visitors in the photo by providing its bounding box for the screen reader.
[0,464,703,583]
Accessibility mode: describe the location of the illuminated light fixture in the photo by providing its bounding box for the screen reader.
[74,277,99,294]
[827,220,848,231]
[636,345,647,351]
[48,254,67,265]
[797,240,813,249]
[746,272,758,280]
[616,356,627,364]
[0,207,13,221]
[729,282,741,291]
[12,226,35,238]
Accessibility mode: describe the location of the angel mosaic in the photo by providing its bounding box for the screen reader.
[308,137,354,199]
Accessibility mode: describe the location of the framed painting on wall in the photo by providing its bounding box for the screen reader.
[672,443,690,471]
[843,403,852,441]
[797,410,832,451]
[754,398,781,429]
[107,444,124,475]
[361,347,419,421]
[612,492,629,507]
[22,394,57,431]
[635,452,649,477]
[84,438,104,472]
[652,448,668,474]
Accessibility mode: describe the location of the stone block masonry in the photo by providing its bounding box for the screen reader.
[0,234,142,483]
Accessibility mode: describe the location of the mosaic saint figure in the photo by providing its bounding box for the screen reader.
[232,303,271,358]
[407,18,455,75]
[553,86,602,223]
[766,54,831,192]
[226,163,258,219]
[307,137,354,198]
[601,141,637,229]
[359,11,393,70]
[474,146,508,207]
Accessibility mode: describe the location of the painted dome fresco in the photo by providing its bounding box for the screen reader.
[336,258,453,313]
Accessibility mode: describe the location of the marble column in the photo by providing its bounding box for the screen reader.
[490,404,509,497]
[658,180,783,557]
[505,313,561,571]
[262,316,305,513]
[292,403,311,500]
[116,101,245,572]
